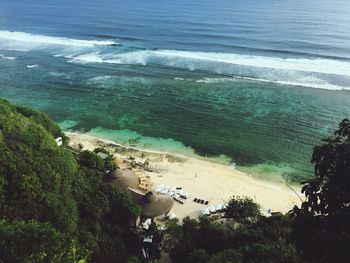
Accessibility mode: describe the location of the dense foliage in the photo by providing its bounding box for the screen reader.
[74,155,140,262]
[0,220,71,263]
[0,99,141,262]
[0,99,77,235]
[224,196,261,224]
[164,215,301,263]
[291,118,350,263]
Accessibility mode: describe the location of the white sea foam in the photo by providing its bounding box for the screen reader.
[26,64,38,69]
[68,50,350,90]
[1,30,349,91]
[88,50,350,77]
[48,71,70,78]
[67,53,105,63]
[195,76,349,91]
[0,30,118,51]
[87,75,113,83]
[0,54,15,60]
[196,77,235,84]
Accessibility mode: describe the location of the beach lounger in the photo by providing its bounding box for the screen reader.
[201,208,210,215]
[180,192,189,199]
[200,200,205,204]
[209,205,216,213]
[215,204,223,211]
[173,196,184,204]
[204,201,209,205]
[193,198,198,202]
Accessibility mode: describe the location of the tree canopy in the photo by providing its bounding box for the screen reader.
[0,99,141,262]
[224,196,261,224]
[0,98,78,235]
[291,118,350,263]
[164,214,301,263]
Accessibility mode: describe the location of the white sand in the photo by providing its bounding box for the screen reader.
[66,132,303,220]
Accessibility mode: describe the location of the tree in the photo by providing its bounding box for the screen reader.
[78,150,105,171]
[0,220,70,263]
[74,158,140,263]
[0,99,141,262]
[0,99,78,235]
[298,118,350,215]
[224,196,261,224]
[291,118,350,262]
[188,249,210,263]
[93,148,117,171]
[210,249,243,263]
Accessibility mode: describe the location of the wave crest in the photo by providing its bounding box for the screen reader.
[70,50,350,90]
[0,30,118,51]
[1,30,349,91]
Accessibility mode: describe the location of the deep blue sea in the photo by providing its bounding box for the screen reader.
[1,0,350,182]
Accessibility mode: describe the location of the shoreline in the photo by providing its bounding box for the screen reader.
[66,131,303,220]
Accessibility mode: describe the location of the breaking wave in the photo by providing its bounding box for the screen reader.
[101,50,350,77]
[69,50,350,90]
[1,30,349,91]
[0,30,118,52]
[0,54,15,60]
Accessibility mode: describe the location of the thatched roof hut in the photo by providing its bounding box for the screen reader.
[106,169,140,191]
[129,189,174,218]
[106,169,174,218]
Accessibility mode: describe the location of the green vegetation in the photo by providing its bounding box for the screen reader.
[224,196,261,224]
[164,118,350,262]
[1,98,349,262]
[0,220,71,263]
[291,118,350,263]
[0,99,141,262]
[164,212,301,262]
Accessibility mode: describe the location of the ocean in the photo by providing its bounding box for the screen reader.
[1,0,350,182]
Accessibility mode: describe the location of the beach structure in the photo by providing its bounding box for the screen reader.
[107,168,152,192]
[133,168,151,191]
[106,169,174,219]
[107,169,140,191]
[201,204,226,216]
[201,208,210,215]
[55,137,62,146]
[142,218,152,230]
[142,235,155,259]
[129,189,174,218]
[96,152,109,160]
[113,157,129,170]
[143,235,153,243]
[154,184,189,203]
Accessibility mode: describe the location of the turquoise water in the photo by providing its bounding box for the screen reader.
[1,0,350,182]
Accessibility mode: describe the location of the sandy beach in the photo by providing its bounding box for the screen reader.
[66,132,303,220]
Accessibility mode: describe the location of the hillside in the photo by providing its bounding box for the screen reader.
[0,99,140,262]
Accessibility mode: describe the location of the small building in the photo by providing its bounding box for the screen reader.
[143,235,153,243]
[106,169,174,219]
[107,169,140,191]
[55,137,63,147]
[129,189,174,219]
[96,152,109,160]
